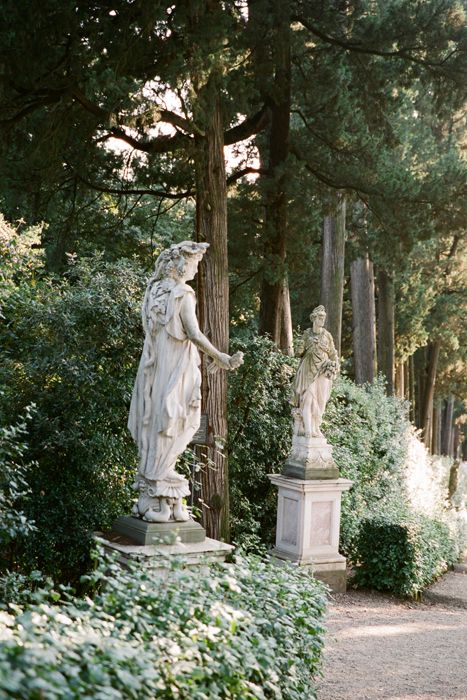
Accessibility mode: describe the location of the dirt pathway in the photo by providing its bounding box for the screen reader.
[317,589,467,700]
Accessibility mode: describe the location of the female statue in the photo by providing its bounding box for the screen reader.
[292,305,339,438]
[128,241,243,523]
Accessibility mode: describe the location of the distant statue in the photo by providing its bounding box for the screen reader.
[128,241,243,523]
[292,305,339,438]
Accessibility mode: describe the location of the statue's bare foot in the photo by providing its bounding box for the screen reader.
[173,499,190,522]
[143,499,171,522]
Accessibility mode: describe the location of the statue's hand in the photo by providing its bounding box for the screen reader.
[208,351,244,374]
[228,351,244,370]
[216,352,232,370]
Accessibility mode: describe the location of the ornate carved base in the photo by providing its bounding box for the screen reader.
[283,435,339,480]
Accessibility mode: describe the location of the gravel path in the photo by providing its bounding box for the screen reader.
[317,588,467,700]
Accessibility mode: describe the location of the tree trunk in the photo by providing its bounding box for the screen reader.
[376,268,395,395]
[431,399,441,455]
[350,255,376,384]
[320,193,346,355]
[421,340,441,449]
[258,1,291,351]
[441,395,454,456]
[194,95,230,541]
[408,354,416,422]
[452,422,460,459]
[280,276,294,356]
[394,363,405,398]
[414,347,426,429]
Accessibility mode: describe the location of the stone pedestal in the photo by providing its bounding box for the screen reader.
[113,515,206,545]
[269,474,352,592]
[96,515,233,574]
[284,435,339,480]
[95,532,233,574]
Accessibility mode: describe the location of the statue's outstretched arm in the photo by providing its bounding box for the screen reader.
[180,294,242,370]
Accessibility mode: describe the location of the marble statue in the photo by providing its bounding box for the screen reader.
[292,305,339,438]
[128,241,243,523]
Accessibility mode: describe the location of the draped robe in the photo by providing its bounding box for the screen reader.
[128,279,201,499]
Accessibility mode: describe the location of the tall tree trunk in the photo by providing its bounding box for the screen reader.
[441,395,455,456]
[421,340,441,449]
[408,354,416,422]
[280,276,294,356]
[394,363,405,398]
[320,193,346,355]
[350,255,376,384]
[414,347,426,429]
[258,1,291,350]
[452,422,460,459]
[376,268,395,395]
[404,361,410,400]
[432,399,441,455]
[194,95,230,541]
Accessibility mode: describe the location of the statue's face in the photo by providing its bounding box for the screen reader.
[181,255,201,281]
[312,312,326,329]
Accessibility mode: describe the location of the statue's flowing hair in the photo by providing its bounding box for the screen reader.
[310,304,326,319]
[141,241,209,330]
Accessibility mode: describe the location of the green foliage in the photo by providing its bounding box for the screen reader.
[0,407,37,571]
[352,511,460,597]
[0,246,146,582]
[228,335,296,550]
[322,376,411,556]
[0,551,327,699]
[227,344,412,559]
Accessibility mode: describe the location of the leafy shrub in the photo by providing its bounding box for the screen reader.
[0,250,145,582]
[228,355,411,557]
[0,552,327,699]
[228,334,296,550]
[0,406,37,573]
[351,510,459,597]
[322,376,411,556]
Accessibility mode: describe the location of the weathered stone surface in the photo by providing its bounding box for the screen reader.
[95,532,233,573]
[112,515,206,545]
[268,552,348,593]
[268,474,352,594]
[127,241,243,523]
[284,434,339,479]
[291,305,339,440]
[283,459,340,481]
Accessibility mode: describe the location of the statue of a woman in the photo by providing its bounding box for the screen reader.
[128,241,243,523]
[292,305,339,438]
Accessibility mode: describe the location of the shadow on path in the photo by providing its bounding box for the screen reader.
[317,588,467,700]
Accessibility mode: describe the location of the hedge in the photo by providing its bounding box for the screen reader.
[351,511,460,597]
[0,552,327,699]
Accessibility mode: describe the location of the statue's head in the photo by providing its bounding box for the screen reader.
[153,241,209,281]
[310,305,326,323]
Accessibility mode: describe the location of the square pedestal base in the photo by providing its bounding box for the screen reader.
[270,550,348,593]
[283,459,340,480]
[112,515,206,545]
[284,436,339,480]
[269,473,352,593]
[95,532,234,574]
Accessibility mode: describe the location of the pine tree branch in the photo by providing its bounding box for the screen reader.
[224,104,270,145]
[75,172,194,199]
[293,15,464,73]
[227,167,265,184]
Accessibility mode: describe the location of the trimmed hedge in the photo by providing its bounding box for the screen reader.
[0,552,327,699]
[352,511,459,597]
